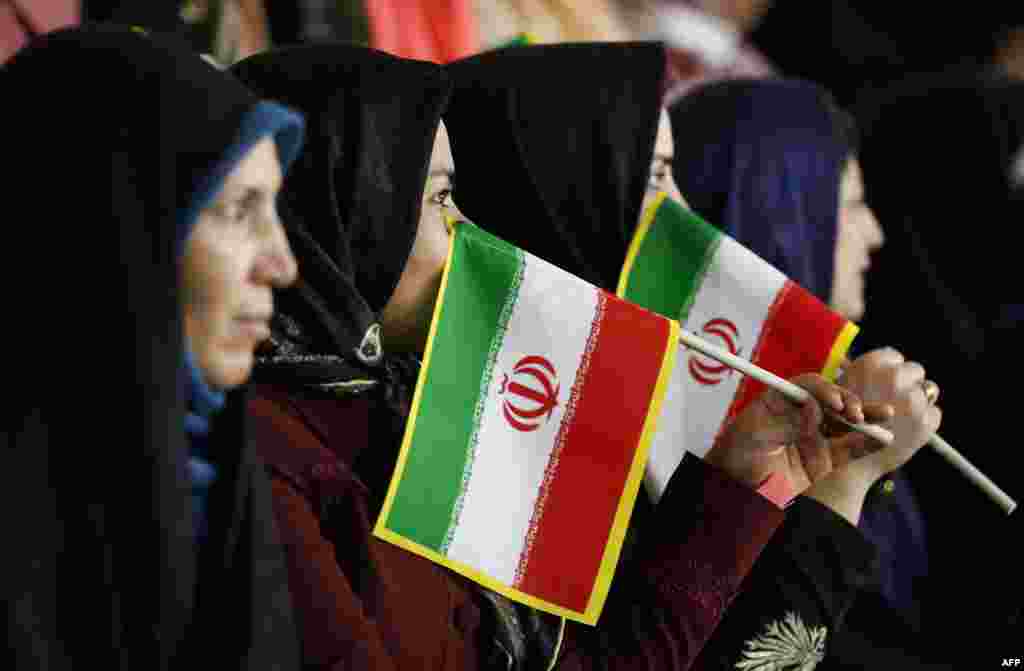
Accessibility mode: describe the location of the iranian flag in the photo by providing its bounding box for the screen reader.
[617,193,858,503]
[375,221,678,624]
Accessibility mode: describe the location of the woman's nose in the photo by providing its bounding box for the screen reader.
[257,212,299,287]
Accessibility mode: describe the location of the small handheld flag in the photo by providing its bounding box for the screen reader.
[618,193,858,503]
[375,221,678,624]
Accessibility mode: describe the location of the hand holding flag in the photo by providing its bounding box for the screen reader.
[619,193,863,504]
[708,373,894,495]
[837,348,943,477]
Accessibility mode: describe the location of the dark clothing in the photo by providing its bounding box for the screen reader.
[750,1,1016,107]
[838,73,1024,667]
[180,391,302,670]
[249,384,786,670]
[693,497,877,670]
[3,25,301,669]
[857,74,1024,476]
[445,42,665,292]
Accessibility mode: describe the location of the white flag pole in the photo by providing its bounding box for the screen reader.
[925,433,1016,514]
[678,329,1017,515]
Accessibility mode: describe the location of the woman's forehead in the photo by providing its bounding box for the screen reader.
[655,109,674,157]
[222,138,282,196]
[430,121,455,174]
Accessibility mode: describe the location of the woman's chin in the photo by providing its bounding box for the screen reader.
[839,298,865,323]
[199,346,256,391]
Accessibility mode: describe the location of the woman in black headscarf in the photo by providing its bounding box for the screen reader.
[4,24,304,669]
[231,44,501,670]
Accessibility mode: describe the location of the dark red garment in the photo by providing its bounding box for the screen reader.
[249,385,785,670]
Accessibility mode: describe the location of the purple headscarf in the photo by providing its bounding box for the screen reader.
[669,78,850,302]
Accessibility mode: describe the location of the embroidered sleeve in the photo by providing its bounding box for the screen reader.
[735,612,826,671]
[690,497,876,670]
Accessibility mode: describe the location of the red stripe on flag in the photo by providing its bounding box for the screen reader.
[725,281,849,424]
[514,292,670,612]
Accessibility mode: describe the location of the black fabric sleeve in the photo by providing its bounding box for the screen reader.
[690,495,877,670]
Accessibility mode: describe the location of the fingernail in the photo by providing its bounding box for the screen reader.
[831,391,844,411]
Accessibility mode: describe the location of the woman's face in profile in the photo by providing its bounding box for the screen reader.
[642,109,688,217]
[831,158,884,321]
[380,121,462,352]
[182,138,298,389]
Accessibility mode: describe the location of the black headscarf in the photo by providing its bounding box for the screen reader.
[669,78,851,303]
[3,25,301,669]
[856,75,1024,518]
[231,44,451,394]
[857,74,1024,458]
[840,73,1024,650]
[444,42,666,292]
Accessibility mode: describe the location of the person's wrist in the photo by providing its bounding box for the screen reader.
[705,430,763,490]
[804,462,876,525]
[815,459,877,501]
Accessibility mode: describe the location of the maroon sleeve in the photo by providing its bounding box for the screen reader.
[246,393,396,670]
[556,454,785,671]
[269,477,398,671]
[249,393,481,671]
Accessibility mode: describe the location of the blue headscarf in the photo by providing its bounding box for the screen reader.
[669,78,849,301]
[181,100,304,542]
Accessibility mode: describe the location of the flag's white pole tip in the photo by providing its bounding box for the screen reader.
[926,433,1017,515]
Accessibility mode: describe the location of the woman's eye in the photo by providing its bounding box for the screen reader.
[214,204,242,222]
[432,188,453,208]
[226,207,255,230]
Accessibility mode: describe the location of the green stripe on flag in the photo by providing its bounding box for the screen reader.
[622,197,722,323]
[384,224,524,552]
[494,32,537,50]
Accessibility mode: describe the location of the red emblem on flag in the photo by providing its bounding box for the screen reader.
[499,355,561,432]
[689,318,740,386]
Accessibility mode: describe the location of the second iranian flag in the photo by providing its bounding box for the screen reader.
[618,193,858,502]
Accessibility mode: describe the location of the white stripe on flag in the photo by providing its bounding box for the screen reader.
[445,252,601,584]
[645,237,788,502]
